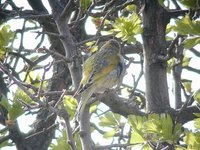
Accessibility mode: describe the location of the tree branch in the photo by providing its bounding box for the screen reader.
[177,106,200,124]
[79,106,93,150]
[98,91,145,117]
[183,66,200,74]
[59,106,77,150]
[95,143,134,150]
[190,48,200,57]
[173,38,184,109]
[48,0,82,90]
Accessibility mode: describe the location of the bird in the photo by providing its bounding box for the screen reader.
[74,39,125,120]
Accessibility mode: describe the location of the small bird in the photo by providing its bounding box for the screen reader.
[74,39,125,120]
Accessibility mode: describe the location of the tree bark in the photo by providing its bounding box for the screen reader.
[142,0,170,112]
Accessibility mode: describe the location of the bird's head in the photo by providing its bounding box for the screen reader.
[102,39,121,54]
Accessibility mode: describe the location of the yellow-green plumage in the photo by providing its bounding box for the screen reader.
[74,39,125,120]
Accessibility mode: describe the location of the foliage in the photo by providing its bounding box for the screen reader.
[128,114,183,149]
[194,89,200,104]
[80,0,92,11]
[0,93,24,122]
[63,95,77,118]
[178,0,199,9]
[0,0,200,150]
[173,15,200,48]
[0,25,14,60]
[111,13,142,43]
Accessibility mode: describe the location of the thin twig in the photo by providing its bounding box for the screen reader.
[69,0,95,27]
[60,0,72,19]
[41,46,72,64]
[175,83,193,123]
[33,31,62,38]
[95,143,135,150]
[37,62,53,98]
[13,19,26,70]
[183,66,200,74]
[25,123,58,140]
[21,82,39,93]
[17,98,37,110]
[76,34,114,46]
[95,7,114,37]
[54,89,67,109]
[167,34,180,59]
[129,55,144,97]
[89,1,136,17]
[18,13,52,19]
[59,106,77,150]
[41,90,74,96]
[0,62,58,113]
[8,51,34,65]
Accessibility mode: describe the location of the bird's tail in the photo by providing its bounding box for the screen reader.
[74,87,95,121]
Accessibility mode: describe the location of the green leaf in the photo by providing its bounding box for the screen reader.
[142,144,153,150]
[182,79,192,93]
[113,113,121,123]
[125,4,137,12]
[1,93,24,121]
[0,24,14,60]
[89,101,98,113]
[174,15,200,35]
[0,25,14,46]
[112,13,142,43]
[99,112,117,127]
[173,15,200,49]
[194,89,200,103]
[175,145,187,150]
[9,100,24,120]
[183,36,200,49]
[178,0,199,9]
[161,114,173,139]
[128,115,147,143]
[103,129,116,139]
[182,56,191,67]
[128,115,146,145]
[80,0,92,11]
[158,0,165,7]
[194,118,200,129]
[63,95,77,118]
[14,88,33,104]
[130,130,146,144]
[128,114,183,144]
[194,113,200,118]
[0,94,10,110]
[128,115,145,130]
[0,140,12,148]
[50,129,71,150]
[167,58,175,74]
[184,131,200,149]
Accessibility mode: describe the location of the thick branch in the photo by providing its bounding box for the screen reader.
[98,92,145,117]
[79,106,93,150]
[48,0,82,89]
[177,106,200,124]
[27,0,48,12]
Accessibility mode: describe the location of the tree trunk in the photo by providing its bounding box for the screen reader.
[142,0,170,112]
